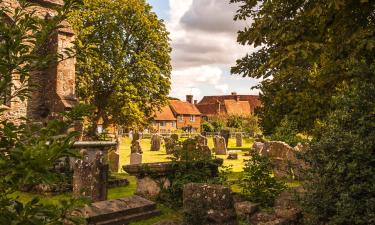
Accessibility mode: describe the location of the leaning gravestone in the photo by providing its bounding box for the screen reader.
[214,135,227,155]
[196,134,208,146]
[150,134,162,151]
[235,133,243,147]
[73,150,108,202]
[252,142,265,153]
[183,183,237,225]
[220,130,230,147]
[227,150,238,160]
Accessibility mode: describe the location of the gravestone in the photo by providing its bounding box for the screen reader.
[236,133,243,147]
[108,150,119,172]
[213,135,227,155]
[150,134,161,151]
[73,150,108,202]
[183,183,237,225]
[199,145,212,160]
[196,134,208,146]
[227,150,238,160]
[131,132,143,154]
[220,129,230,147]
[252,142,265,153]
[130,153,142,165]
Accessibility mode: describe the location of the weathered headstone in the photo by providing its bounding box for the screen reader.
[73,150,108,202]
[220,130,230,147]
[199,145,212,159]
[213,135,227,155]
[227,150,238,160]
[196,134,208,146]
[108,150,119,172]
[130,153,142,165]
[260,141,293,159]
[150,134,162,151]
[183,183,238,225]
[131,132,143,154]
[252,142,264,154]
[235,133,243,147]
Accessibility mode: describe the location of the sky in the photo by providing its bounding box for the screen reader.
[147,0,260,101]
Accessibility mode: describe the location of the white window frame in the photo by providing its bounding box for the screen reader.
[190,115,195,122]
[178,115,184,122]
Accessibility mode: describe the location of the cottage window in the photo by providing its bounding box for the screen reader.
[172,121,176,127]
[160,121,166,127]
[178,115,184,122]
[190,115,195,122]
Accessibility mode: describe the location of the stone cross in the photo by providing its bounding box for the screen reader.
[235,133,243,147]
[73,150,108,202]
[150,134,161,151]
[213,135,227,155]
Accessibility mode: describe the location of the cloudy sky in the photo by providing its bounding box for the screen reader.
[147,0,260,101]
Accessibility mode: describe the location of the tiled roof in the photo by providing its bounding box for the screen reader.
[198,95,261,112]
[170,100,201,115]
[154,105,176,121]
[196,103,223,116]
[224,100,251,115]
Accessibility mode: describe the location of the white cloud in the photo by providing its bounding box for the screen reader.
[167,0,258,99]
[215,84,229,94]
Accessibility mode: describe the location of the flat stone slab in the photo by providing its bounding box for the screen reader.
[83,195,160,225]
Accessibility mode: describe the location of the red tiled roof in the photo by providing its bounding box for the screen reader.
[224,100,251,115]
[196,103,223,116]
[170,100,201,115]
[198,95,261,112]
[154,105,176,121]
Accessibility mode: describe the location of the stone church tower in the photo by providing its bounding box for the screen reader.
[0,0,76,123]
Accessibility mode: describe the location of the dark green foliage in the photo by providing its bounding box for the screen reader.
[226,114,243,129]
[240,150,286,207]
[183,197,208,225]
[231,0,375,134]
[201,122,214,132]
[271,116,307,147]
[302,80,375,225]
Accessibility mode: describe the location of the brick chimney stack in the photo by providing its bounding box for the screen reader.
[194,100,198,104]
[186,95,193,104]
[231,92,240,101]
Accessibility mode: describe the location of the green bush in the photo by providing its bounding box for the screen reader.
[240,150,286,207]
[302,81,375,225]
[271,116,307,146]
[201,122,214,132]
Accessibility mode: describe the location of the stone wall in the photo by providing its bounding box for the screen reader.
[0,0,76,123]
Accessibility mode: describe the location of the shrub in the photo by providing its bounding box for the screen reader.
[201,122,215,132]
[240,150,286,207]
[302,81,375,225]
[271,116,307,146]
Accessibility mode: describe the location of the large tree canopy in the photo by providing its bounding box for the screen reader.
[70,0,171,133]
[230,0,375,134]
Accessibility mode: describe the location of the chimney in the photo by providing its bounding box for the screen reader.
[231,92,240,101]
[186,95,193,104]
[194,100,198,104]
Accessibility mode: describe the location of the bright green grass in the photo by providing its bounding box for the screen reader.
[118,137,254,173]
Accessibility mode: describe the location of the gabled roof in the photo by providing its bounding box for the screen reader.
[154,105,176,121]
[224,100,251,115]
[169,100,201,115]
[198,94,261,112]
